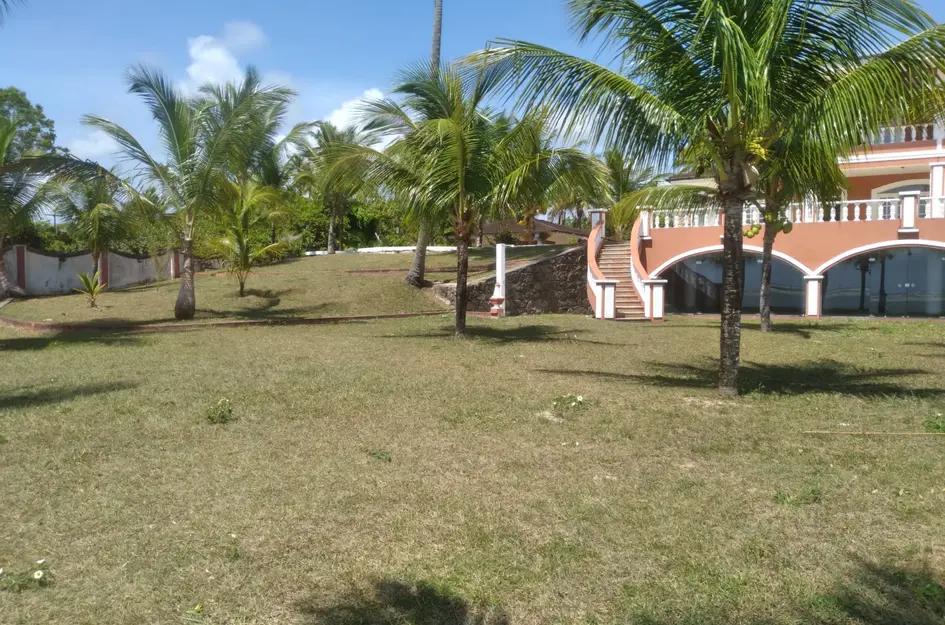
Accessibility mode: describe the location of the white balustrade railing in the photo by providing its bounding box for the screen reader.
[640,196,945,232]
[875,123,936,145]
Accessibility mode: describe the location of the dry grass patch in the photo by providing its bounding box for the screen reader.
[0,316,944,624]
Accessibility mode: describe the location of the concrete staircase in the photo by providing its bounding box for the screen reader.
[597,241,646,320]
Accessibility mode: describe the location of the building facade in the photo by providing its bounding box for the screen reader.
[587,123,945,320]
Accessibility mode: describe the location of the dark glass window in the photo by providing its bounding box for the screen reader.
[663,253,804,314]
[823,247,945,317]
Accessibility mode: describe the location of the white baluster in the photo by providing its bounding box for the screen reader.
[864,202,872,221]
[714,210,721,227]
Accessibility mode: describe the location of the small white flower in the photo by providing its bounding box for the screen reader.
[577,396,584,402]
[229,533,237,539]
[0,568,4,576]
[33,570,44,580]
[36,559,45,565]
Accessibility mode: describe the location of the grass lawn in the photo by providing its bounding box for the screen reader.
[0,246,567,328]
[1,315,944,624]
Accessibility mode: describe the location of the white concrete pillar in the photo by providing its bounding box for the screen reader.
[489,244,507,317]
[931,163,945,218]
[596,280,619,319]
[900,191,920,233]
[644,279,669,322]
[589,208,608,231]
[804,276,824,319]
[640,211,651,238]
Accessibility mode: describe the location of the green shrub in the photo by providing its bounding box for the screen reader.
[74,271,106,307]
[494,229,517,245]
[205,398,235,424]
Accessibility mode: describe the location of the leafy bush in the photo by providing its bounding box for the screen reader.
[494,229,517,245]
[74,271,106,307]
[205,398,235,424]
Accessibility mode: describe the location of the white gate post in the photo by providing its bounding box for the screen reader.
[489,243,507,317]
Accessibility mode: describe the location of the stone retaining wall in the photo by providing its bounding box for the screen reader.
[434,246,592,316]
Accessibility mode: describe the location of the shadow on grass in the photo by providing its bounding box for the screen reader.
[804,558,945,625]
[0,332,145,351]
[297,579,509,625]
[382,324,618,346]
[537,359,945,397]
[0,381,138,411]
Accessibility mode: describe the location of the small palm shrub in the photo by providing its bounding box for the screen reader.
[74,271,106,307]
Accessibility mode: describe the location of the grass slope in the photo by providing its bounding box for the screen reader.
[0,247,567,328]
[1,316,944,624]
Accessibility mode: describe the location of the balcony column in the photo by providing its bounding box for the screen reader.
[899,190,920,235]
[931,163,945,218]
[589,208,607,231]
[640,211,651,238]
[643,278,669,322]
[804,276,824,319]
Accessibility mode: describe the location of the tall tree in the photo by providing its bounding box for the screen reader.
[0,114,50,296]
[469,0,945,393]
[328,64,509,335]
[0,88,61,160]
[28,66,293,319]
[48,177,126,278]
[295,122,374,254]
[403,0,446,287]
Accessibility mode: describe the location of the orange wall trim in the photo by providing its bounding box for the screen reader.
[644,220,945,277]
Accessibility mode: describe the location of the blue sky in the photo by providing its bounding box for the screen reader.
[2,0,944,163]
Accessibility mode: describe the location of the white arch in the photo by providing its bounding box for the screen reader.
[650,244,814,278]
[813,239,945,276]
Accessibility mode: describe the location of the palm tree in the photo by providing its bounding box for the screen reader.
[328,64,504,335]
[49,177,126,279]
[491,111,605,243]
[295,122,374,254]
[470,0,945,393]
[431,0,443,71]
[213,181,285,296]
[0,0,22,24]
[0,115,50,296]
[26,66,293,319]
[399,0,447,287]
[602,147,664,237]
[754,139,846,332]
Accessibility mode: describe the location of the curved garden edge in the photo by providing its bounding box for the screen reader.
[0,299,457,334]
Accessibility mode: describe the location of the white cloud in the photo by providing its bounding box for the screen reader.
[325,88,384,130]
[223,21,266,53]
[67,130,118,160]
[184,21,267,91]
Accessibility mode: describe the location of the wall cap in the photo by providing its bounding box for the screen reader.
[803,276,825,282]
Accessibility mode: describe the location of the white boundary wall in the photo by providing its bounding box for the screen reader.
[3,247,177,296]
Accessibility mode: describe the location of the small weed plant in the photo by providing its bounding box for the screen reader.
[74,271,107,308]
[0,559,53,592]
[925,412,945,434]
[774,487,823,506]
[551,393,588,419]
[206,398,235,424]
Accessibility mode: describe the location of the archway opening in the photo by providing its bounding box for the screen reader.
[823,247,945,317]
[662,252,805,314]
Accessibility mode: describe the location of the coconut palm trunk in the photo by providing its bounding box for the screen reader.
[403,0,444,286]
[454,233,470,336]
[719,196,745,395]
[405,220,431,287]
[327,212,337,254]
[431,0,443,72]
[175,237,196,320]
[759,219,778,332]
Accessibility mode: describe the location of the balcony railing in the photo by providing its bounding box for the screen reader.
[875,123,936,145]
[643,197,945,231]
